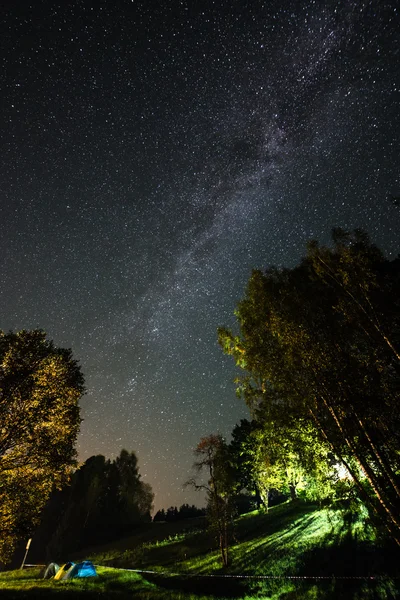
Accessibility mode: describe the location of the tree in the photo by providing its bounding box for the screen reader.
[249,412,335,506]
[40,449,153,557]
[44,454,109,558]
[153,504,206,522]
[178,503,206,519]
[165,506,179,522]
[0,329,84,564]
[229,415,333,511]
[186,434,235,567]
[135,482,154,522]
[153,508,166,522]
[229,420,261,505]
[218,230,400,544]
[115,449,153,526]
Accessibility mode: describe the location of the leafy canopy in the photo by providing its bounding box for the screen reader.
[218,230,400,543]
[0,329,84,564]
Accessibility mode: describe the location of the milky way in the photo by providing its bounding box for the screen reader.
[1,0,399,510]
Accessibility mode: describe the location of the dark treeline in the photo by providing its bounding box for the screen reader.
[153,504,206,522]
[31,449,153,561]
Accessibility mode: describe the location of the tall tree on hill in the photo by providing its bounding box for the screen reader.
[136,482,154,522]
[218,230,400,544]
[186,434,235,567]
[0,329,84,564]
[229,420,263,507]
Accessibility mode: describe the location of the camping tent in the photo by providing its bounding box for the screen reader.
[43,563,59,579]
[54,562,75,580]
[64,561,97,579]
[50,560,97,580]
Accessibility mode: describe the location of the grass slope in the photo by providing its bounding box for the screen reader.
[1,501,399,599]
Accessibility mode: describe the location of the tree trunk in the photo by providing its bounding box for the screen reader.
[309,406,400,544]
[320,398,400,545]
[289,483,297,501]
[254,484,263,509]
[356,414,400,501]
[218,517,229,567]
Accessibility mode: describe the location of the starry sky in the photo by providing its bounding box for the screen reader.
[1,0,399,512]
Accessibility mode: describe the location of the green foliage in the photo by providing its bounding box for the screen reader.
[0,329,84,565]
[228,420,263,505]
[228,416,336,510]
[218,230,400,543]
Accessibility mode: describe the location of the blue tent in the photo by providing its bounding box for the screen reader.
[64,560,97,579]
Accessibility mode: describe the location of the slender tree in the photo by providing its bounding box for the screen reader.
[186,434,234,567]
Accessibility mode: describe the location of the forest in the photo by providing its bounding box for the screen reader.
[1,230,399,580]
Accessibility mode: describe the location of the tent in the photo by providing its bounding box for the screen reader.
[64,560,97,579]
[50,560,97,580]
[54,562,75,580]
[43,563,59,579]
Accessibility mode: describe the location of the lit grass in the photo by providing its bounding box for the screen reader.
[170,503,400,598]
[0,566,237,599]
[2,502,399,598]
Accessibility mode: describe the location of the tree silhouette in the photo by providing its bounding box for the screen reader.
[186,434,235,567]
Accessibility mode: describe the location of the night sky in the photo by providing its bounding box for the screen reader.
[1,0,399,512]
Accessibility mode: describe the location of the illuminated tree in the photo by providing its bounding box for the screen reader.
[229,416,334,510]
[219,230,400,544]
[250,413,335,506]
[229,419,264,507]
[0,329,84,564]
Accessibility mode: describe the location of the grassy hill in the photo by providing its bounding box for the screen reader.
[1,501,399,599]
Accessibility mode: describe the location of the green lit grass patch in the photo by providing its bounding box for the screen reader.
[2,502,399,599]
[0,567,238,599]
